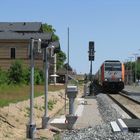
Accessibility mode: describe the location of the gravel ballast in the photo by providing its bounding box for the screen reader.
[62,94,140,140]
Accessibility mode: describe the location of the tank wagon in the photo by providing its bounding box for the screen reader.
[94,60,125,92]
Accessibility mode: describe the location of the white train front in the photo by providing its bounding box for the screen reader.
[94,60,125,92]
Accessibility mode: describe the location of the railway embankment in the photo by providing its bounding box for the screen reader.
[0,88,67,139]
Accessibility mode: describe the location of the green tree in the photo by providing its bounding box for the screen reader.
[42,24,59,41]
[125,61,140,81]
[42,23,66,70]
[57,51,66,69]
[64,63,73,71]
[136,62,140,80]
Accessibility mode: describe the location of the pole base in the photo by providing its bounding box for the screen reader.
[26,124,36,139]
[42,116,50,129]
[66,114,78,130]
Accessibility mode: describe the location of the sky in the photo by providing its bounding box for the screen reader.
[0,0,140,74]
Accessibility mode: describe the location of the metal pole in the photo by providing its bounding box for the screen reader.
[132,53,138,86]
[125,59,129,85]
[90,60,92,81]
[54,54,57,85]
[30,39,34,125]
[44,48,48,116]
[128,60,129,85]
[127,64,129,85]
[128,57,133,85]
[65,27,69,115]
[27,39,36,139]
[135,56,137,86]
[89,59,93,95]
[69,98,74,115]
[42,48,49,129]
[131,61,133,84]
[68,27,69,69]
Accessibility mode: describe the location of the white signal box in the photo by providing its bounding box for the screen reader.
[67,86,78,93]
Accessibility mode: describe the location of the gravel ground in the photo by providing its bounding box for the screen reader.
[62,94,140,140]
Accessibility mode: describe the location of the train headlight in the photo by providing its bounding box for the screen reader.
[105,78,108,81]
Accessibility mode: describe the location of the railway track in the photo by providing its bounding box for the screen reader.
[119,92,140,104]
[107,93,140,119]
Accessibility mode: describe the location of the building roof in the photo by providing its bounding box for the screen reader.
[0,32,52,40]
[0,22,42,32]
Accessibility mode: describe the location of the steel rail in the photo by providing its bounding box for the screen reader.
[107,94,139,119]
[119,92,140,104]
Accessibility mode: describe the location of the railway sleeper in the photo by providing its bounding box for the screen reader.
[111,118,140,133]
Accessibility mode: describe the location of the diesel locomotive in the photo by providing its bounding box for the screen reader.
[94,60,125,92]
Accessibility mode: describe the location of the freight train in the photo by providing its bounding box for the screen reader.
[94,60,125,92]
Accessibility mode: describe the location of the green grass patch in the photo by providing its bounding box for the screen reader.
[48,99,57,111]
[42,99,57,111]
[53,133,61,140]
[0,84,64,107]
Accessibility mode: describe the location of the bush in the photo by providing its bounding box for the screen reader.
[8,60,24,84]
[1,60,44,85]
[0,68,8,85]
[22,67,30,84]
[34,68,44,85]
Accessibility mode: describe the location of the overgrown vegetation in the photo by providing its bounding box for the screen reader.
[0,60,44,85]
[0,68,8,84]
[0,85,64,107]
[0,60,64,107]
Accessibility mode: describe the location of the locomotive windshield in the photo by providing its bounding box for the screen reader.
[105,63,121,71]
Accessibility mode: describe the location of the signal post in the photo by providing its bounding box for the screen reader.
[88,41,95,95]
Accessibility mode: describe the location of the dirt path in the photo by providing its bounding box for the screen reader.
[0,86,84,140]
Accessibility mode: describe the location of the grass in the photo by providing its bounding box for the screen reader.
[48,99,57,110]
[53,133,61,140]
[0,84,65,107]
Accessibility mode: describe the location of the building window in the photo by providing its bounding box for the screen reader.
[11,48,16,59]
